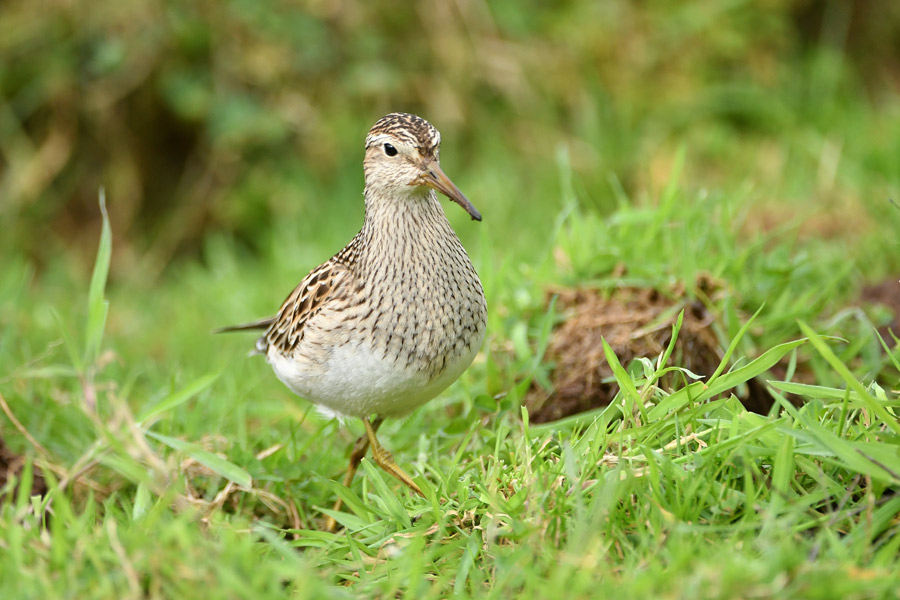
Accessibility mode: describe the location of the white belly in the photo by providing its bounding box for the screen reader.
[266,338,480,419]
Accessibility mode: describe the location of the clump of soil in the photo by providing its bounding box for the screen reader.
[526,277,725,423]
[0,437,47,498]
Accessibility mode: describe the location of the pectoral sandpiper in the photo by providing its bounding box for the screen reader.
[219,113,487,526]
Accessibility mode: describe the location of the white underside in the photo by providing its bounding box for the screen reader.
[267,339,480,419]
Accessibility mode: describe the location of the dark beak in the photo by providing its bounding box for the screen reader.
[417,160,481,221]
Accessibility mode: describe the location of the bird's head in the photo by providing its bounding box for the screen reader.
[363,113,481,221]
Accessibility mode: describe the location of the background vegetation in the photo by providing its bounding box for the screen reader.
[2,0,899,598]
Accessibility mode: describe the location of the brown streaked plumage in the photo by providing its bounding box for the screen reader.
[218,113,487,529]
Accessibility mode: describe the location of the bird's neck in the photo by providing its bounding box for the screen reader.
[356,187,459,264]
[362,187,453,237]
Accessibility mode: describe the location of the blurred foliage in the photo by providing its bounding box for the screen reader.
[2,0,899,279]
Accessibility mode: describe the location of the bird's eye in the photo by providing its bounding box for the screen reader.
[383,143,398,157]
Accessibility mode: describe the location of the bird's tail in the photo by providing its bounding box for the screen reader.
[214,317,274,356]
[212,317,274,334]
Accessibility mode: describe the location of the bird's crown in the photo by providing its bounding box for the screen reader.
[365,113,441,154]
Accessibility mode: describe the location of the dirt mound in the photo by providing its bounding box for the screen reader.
[526,277,724,423]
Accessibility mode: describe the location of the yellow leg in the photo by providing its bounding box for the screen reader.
[323,416,424,531]
[324,417,382,532]
[363,416,424,497]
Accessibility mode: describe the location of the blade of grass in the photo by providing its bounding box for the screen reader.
[358,459,412,528]
[768,381,867,403]
[132,482,152,521]
[703,340,808,399]
[798,321,900,436]
[51,308,83,372]
[146,431,252,488]
[322,478,373,524]
[657,309,684,371]
[874,328,900,375]
[137,371,221,425]
[603,337,648,425]
[649,338,805,419]
[770,434,796,512]
[454,529,482,596]
[770,391,900,484]
[85,188,112,366]
[706,304,764,385]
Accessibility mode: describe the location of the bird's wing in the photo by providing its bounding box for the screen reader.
[263,259,354,354]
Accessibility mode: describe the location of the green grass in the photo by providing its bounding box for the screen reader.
[3,158,899,597]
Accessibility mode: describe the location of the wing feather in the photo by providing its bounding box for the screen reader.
[264,260,352,353]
